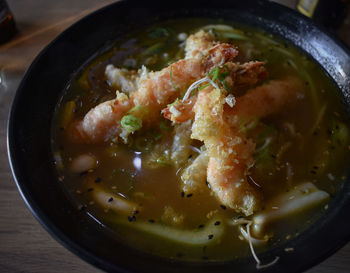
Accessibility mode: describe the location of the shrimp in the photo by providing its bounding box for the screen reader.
[224,77,305,128]
[185,30,216,59]
[70,43,238,143]
[191,87,261,216]
[162,61,268,123]
[69,94,132,143]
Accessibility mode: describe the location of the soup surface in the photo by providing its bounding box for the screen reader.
[52,18,350,264]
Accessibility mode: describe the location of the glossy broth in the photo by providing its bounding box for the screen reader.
[52,18,350,262]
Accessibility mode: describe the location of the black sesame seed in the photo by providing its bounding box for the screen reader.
[108,197,114,202]
[94,177,102,183]
[208,234,214,240]
[206,181,211,189]
[186,193,193,198]
[148,219,155,223]
[220,205,227,210]
[133,210,139,215]
[181,191,185,198]
[214,221,221,226]
[87,188,94,192]
[311,170,317,175]
[198,224,204,229]
[188,154,193,159]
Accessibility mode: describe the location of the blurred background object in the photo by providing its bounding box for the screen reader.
[0,0,16,44]
[297,0,348,30]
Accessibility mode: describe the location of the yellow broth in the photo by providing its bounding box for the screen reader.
[52,18,350,262]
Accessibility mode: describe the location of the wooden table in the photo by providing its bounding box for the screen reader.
[1,0,349,272]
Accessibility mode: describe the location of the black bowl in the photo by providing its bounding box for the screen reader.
[7,0,350,272]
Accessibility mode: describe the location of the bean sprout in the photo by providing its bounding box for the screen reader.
[182,76,219,102]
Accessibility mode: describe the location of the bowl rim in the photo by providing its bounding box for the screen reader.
[7,0,350,272]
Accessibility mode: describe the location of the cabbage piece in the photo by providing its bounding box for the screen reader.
[171,120,192,167]
[105,64,139,93]
[181,149,209,194]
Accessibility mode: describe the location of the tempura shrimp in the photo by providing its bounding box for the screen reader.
[184,30,216,59]
[224,77,305,128]
[162,61,268,123]
[70,43,238,143]
[191,87,261,216]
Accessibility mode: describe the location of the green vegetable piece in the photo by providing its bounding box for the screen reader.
[143,42,166,55]
[121,114,142,133]
[60,100,76,129]
[167,98,180,108]
[198,83,210,91]
[149,27,172,38]
[208,67,219,82]
[127,105,149,115]
[156,156,171,166]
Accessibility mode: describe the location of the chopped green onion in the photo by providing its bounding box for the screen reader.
[208,67,219,82]
[121,114,142,132]
[167,98,180,108]
[148,27,172,38]
[198,83,211,90]
[127,105,149,115]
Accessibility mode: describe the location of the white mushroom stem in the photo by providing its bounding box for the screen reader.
[94,189,139,215]
[71,154,97,173]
